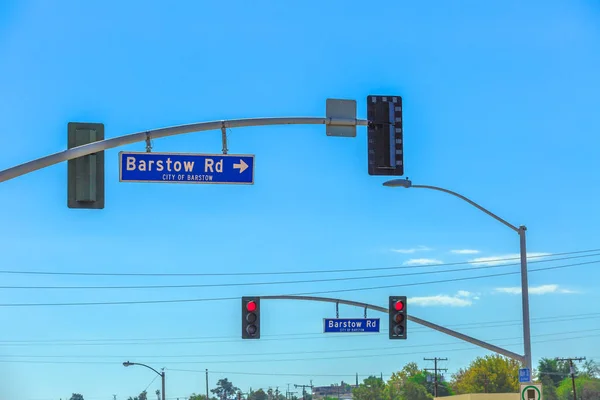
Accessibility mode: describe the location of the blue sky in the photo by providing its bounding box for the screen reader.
[1,0,600,399]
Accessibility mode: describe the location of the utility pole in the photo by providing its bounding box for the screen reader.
[424,357,448,398]
[556,357,586,400]
[206,369,210,400]
[294,382,313,400]
[286,383,297,400]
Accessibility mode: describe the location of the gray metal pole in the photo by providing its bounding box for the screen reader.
[383,181,532,372]
[0,117,367,183]
[261,295,526,364]
[519,226,533,378]
[161,371,166,400]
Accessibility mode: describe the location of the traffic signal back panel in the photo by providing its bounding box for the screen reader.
[367,95,404,176]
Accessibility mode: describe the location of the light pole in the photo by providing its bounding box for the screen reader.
[123,361,166,400]
[383,178,532,377]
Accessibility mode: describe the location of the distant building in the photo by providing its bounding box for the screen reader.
[311,382,356,400]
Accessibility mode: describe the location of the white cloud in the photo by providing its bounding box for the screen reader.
[451,249,480,254]
[391,246,433,254]
[403,258,443,266]
[410,295,471,307]
[409,290,480,307]
[456,290,481,300]
[469,252,552,266]
[494,284,579,295]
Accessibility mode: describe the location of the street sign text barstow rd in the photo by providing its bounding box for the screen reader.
[323,318,380,333]
[119,152,255,184]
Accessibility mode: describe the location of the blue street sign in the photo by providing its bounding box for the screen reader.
[519,368,531,383]
[119,152,254,185]
[323,318,380,333]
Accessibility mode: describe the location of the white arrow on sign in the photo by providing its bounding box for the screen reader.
[233,159,248,173]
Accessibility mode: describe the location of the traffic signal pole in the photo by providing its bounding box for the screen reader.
[0,116,367,184]
[382,180,532,378]
[0,97,530,371]
[260,295,526,364]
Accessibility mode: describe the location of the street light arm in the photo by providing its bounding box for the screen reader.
[127,362,163,377]
[410,184,520,233]
[383,178,533,375]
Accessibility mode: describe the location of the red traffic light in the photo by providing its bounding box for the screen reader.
[394,300,405,311]
[246,300,257,312]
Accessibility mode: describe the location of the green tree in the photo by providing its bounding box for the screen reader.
[409,371,452,397]
[556,376,600,400]
[353,376,387,400]
[387,362,442,399]
[402,381,432,400]
[211,378,240,400]
[69,395,84,400]
[451,354,520,394]
[247,389,267,400]
[582,359,600,379]
[127,391,148,400]
[540,376,559,400]
[189,394,218,400]
[537,358,572,387]
[581,378,600,400]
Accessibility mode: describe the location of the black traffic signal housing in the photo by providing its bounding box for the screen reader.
[242,296,260,339]
[367,95,404,176]
[67,122,105,209]
[389,296,407,339]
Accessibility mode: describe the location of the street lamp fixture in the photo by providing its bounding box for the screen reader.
[382,178,533,378]
[122,361,166,400]
[382,178,412,188]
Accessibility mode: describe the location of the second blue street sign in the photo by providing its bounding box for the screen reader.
[323,318,380,333]
[119,151,255,185]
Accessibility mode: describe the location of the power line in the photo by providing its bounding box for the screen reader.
[3,310,598,344]
[2,252,598,291]
[3,327,600,359]
[1,248,597,277]
[3,328,600,360]
[2,311,599,346]
[0,259,594,307]
[1,332,599,365]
